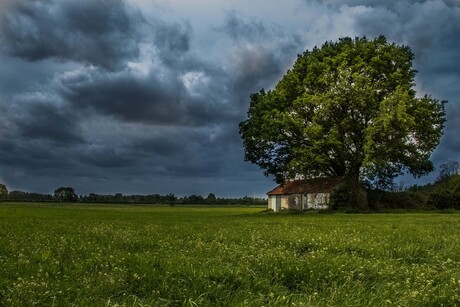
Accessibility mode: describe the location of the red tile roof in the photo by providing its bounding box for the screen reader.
[267,177,345,195]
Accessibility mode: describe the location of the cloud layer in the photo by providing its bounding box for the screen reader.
[0,0,459,195]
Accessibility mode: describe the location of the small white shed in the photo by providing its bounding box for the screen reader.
[267,177,345,211]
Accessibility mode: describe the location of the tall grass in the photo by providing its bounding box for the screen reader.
[0,203,459,306]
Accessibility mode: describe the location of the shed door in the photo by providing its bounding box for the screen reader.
[275,195,281,212]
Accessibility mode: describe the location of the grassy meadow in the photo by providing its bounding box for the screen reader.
[0,203,459,306]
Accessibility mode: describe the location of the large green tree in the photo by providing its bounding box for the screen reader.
[240,36,446,188]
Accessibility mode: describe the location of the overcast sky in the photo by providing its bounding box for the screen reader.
[0,0,459,197]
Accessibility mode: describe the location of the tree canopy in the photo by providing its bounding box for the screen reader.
[240,36,446,188]
[0,183,8,200]
[54,187,78,202]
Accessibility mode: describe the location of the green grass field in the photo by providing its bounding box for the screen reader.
[0,203,459,306]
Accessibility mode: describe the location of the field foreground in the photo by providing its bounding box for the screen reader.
[0,203,459,306]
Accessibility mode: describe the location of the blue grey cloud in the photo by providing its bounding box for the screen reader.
[0,0,458,195]
[0,0,144,71]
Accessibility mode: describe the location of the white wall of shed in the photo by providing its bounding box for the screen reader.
[305,193,330,209]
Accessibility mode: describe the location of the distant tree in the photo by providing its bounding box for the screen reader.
[187,194,204,203]
[164,193,177,203]
[86,193,98,202]
[114,193,123,202]
[240,36,446,190]
[0,183,8,200]
[206,193,217,203]
[54,187,78,202]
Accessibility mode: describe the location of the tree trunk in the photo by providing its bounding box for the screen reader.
[344,173,368,209]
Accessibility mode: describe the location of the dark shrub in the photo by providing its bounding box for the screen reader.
[368,190,426,210]
[330,183,351,210]
[426,191,460,210]
[330,178,368,210]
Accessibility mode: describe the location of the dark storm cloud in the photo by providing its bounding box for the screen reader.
[3,0,457,196]
[0,55,71,98]
[0,0,143,71]
[74,126,225,179]
[0,89,83,147]
[152,20,192,67]
[48,9,298,129]
[221,11,268,42]
[132,133,183,157]
[220,12,304,111]
[58,69,186,125]
[0,93,84,179]
[231,47,283,94]
[14,101,83,144]
[0,0,299,195]
[164,150,222,178]
[78,145,136,168]
[314,0,460,8]
[55,66,235,126]
[0,136,76,171]
[348,1,460,56]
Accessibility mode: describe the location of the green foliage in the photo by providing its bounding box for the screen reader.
[406,173,460,210]
[0,204,459,306]
[330,182,352,210]
[240,36,446,186]
[0,183,8,200]
[367,190,426,210]
[53,187,78,202]
[7,190,54,202]
[79,193,265,205]
[329,179,368,210]
[426,191,460,210]
[206,193,217,202]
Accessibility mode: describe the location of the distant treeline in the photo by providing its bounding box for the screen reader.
[0,187,266,206]
[80,192,266,205]
[6,190,54,202]
[368,168,460,211]
[1,161,459,210]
